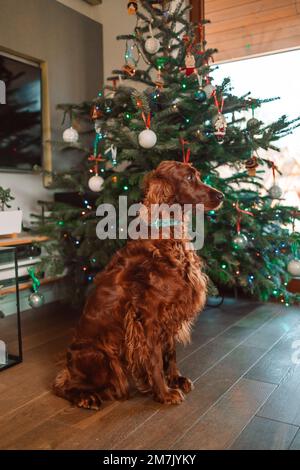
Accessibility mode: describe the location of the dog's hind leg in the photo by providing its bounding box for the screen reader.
[53,347,130,409]
[53,368,103,410]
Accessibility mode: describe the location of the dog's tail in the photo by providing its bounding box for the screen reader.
[52,368,71,399]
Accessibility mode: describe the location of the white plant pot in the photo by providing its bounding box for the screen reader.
[0,210,22,236]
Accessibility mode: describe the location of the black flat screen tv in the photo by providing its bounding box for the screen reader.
[0,52,42,172]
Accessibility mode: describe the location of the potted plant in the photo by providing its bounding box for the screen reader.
[0,187,22,236]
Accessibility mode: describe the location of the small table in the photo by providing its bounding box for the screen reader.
[0,246,22,371]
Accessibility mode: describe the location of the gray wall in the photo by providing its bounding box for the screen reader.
[0,0,103,223]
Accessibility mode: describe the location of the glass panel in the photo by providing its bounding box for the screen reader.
[213,50,300,230]
[0,248,21,369]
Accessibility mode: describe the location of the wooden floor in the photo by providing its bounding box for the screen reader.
[1,299,300,450]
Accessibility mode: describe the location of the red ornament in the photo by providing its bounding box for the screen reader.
[127,1,138,15]
[91,105,103,120]
[122,64,136,77]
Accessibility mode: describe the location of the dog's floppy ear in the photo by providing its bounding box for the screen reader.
[143,170,174,205]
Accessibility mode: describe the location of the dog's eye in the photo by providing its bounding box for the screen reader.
[187,174,194,181]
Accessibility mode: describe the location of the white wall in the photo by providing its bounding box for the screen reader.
[0,0,135,227]
[0,174,53,226]
[57,0,102,21]
[58,0,137,80]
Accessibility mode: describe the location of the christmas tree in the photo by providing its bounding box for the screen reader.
[33,0,300,306]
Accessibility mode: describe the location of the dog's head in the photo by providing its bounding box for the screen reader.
[143,160,224,211]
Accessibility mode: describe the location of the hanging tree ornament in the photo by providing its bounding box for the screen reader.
[194,74,206,102]
[247,101,260,129]
[203,76,216,99]
[122,63,136,77]
[245,155,259,176]
[63,126,79,144]
[145,22,161,54]
[212,92,226,144]
[62,107,79,143]
[138,112,157,149]
[122,39,140,77]
[91,103,103,121]
[232,202,254,250]
[288,259,300,276]
[184,52,197,76]
[287,227,300,276]
[268,162,282,199]
[87,135,105,192]
[88,154,105,192]
[28,267,44,309]
[104,144,118,166]
[127,0,138,15]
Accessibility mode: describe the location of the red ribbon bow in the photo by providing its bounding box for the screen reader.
[236,202,254,234]
[213,91,224,114]
[180,138,191,164]
[88,154,104,174]
[141,112,151,129]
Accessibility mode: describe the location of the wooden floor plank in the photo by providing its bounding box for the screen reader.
[289,429,300,449]
[10,303,285,450]
[54,304,280,450]
[116,308,297,449]
[6,419,72,451]
[1,299,299,450]
[0,334,72,416]
[173,379,276,450]
[257,364,300,426]
[245,322,300,384]
[230,416,299,450]
[0,392,67,450]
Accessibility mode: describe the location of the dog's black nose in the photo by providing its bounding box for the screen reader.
[216,192,224,201]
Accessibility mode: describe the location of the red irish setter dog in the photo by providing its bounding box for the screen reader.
[53,161,223,409]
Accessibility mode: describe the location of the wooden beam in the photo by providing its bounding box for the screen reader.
[190,0,205,23]
[0,275,65,297]
[0,234,49,247]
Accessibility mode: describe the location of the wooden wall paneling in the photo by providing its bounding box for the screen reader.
[194,0,300,62]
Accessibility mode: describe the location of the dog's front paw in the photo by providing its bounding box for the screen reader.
[156,388,185,405]
[75,392,102,410]
[177,376,194,394]
[168,375,194,394]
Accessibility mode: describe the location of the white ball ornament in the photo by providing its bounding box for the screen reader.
[138,129,157,149]
[88,175,104,192]
[145,37,160,54]
[63,126,79,143]
[233,233,248,250]
[203,83,216,99]
[28,292,44,309]
[287,259,300,277]
[268,185,282,199]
